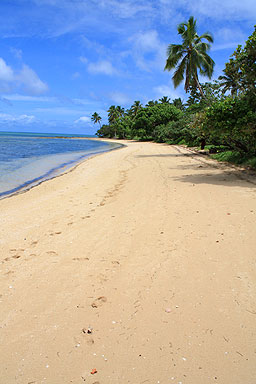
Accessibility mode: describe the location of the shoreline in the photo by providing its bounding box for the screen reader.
[0,140,255,383]
[0,139,124,201]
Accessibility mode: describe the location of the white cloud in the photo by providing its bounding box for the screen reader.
[129,30,166,71]
[35,107,85,115]
[184,0,256,21]
[103,0,153,18]
[3,94,55,102]
[87,60,117,75]
[2,0,256,42]
[0,113,35,123]
[0,58,48,95]
[154,84,183,100]
[80,56,88,64]
[109,91,130,105]
[17,65,48,95]
[0,58,14,81]
[74,116,91,124]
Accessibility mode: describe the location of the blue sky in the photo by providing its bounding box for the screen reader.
[0,0,255,134]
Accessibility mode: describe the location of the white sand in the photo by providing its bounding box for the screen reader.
[0,140,256,383]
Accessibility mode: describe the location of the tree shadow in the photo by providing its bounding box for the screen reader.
[136,152,204,158]
[172,171,256,188]
[136,153,256,188]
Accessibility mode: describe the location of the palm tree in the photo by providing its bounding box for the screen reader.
[218,59,241,97]
[164,16,214,97]
[91,112,102,128]
[107,105,124,125]
[130,100,142,117]
[145,100,158,107]
[172,97,185,110]
[159,96,171,104]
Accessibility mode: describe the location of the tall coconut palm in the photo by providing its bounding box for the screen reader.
[107,105,124,125]
[130,100,142,117]
[164,16,214,97]
[91,112,102,127]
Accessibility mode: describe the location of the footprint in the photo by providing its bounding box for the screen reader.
[55,231,62,235]
[73,257,89,261]
[111,260,120,265]
[12,255,21,259]
[31,241,38,246]
[86,337,94,345]
[47,251,58,255]
[91,296,107,308]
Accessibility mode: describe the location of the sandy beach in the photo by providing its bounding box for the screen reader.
[0,140,256,384]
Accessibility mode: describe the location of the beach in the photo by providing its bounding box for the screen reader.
[0,140,256,383]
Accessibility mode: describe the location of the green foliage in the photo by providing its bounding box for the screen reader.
[96,124,115,138]
[205,95,256,154]
[211,151,256,169]
[95,24,256,170]
[218,25,256,98]
[132,104,182,140]
[186,81,223,112]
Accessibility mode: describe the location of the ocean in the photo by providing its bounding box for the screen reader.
[0,131,119,199]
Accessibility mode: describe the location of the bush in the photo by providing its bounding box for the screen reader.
[205,96,256,154]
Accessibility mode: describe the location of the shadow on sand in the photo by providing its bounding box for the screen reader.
[172,172,256,188]
[136,153,256,188]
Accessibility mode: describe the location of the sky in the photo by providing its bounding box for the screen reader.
[0,0,255,134]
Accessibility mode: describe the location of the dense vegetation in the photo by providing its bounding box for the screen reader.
[94,22,256,169]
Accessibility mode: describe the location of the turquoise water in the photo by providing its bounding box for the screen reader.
[0,131,118,198]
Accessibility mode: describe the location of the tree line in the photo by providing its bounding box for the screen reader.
[92,17,256,168]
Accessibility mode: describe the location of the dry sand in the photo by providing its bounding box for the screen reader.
[0,140,256,384]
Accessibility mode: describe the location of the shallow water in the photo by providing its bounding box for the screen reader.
[0,132,118,198]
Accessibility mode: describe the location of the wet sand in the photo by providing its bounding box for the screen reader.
[0,140,256,383]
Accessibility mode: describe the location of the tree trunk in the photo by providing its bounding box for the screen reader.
[194,76,205,98]
[200,138,206,150]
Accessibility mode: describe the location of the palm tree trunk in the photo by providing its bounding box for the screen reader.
[194,76,205,98]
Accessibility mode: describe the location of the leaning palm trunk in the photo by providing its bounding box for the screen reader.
[194,75,205,98]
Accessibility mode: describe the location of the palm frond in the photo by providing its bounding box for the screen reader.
[172,55,188,88]
[166,44,183,56]
[198,32,214,43]
[165,50,185,71]
[195,42,211,52]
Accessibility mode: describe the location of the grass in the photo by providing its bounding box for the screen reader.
[210,150,256,170]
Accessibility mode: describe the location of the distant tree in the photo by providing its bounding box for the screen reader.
[159,96,171,104]
[91,112,102,128]
[145,100,158,107]
[164,16,214,97]
[132,103,182,140]
[130,101,143,117]
[172,98,185,110]
[107,105,124,125]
